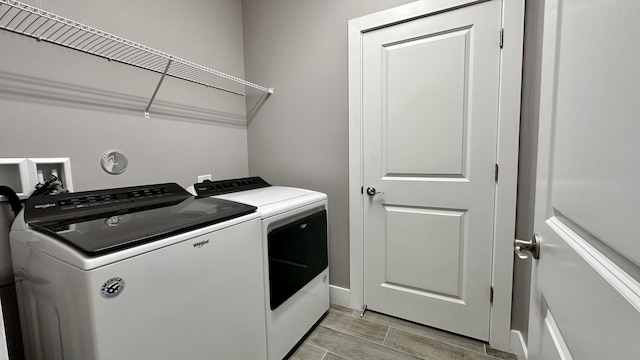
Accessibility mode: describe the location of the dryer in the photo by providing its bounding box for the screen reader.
[193,177,329,360]
[10,183,268,360]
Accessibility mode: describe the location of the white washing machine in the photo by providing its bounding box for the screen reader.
[193,177,329,360]
[10,183,268,360]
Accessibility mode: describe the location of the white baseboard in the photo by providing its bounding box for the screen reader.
[329,285,351,308]
[510,330,527,360]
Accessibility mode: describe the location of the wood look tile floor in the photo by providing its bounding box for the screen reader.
[288,305,517,360]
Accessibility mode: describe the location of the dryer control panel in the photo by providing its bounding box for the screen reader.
[194,176,271,197]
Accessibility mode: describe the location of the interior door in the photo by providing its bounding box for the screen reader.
[0,298,7,360]
[362,0,502,341]
[527,0,640,358]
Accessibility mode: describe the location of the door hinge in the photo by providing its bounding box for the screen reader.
[499,28,504,49]
[490,286,494,303]
[495,164,499,182]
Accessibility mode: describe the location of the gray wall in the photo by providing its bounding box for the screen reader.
[0,0,249,192]
[242,0,415,289]
[0,0,544,352]
[0,0,250,282]
[0,1,249,357]
[242,0,542,339]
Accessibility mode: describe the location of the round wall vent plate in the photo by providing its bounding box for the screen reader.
[100,150,128,175]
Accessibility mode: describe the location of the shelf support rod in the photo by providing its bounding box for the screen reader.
[144,59,173,118]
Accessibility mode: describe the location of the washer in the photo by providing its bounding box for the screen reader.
[193,177,329,360]
[10,183,268,360]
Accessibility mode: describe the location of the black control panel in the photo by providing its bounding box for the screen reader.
[25,183,190,225]
[194,176,271,197]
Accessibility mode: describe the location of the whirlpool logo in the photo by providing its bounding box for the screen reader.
[34,203,56,209]
[192,239,210,248]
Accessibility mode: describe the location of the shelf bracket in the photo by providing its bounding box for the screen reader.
[144,59,173,119]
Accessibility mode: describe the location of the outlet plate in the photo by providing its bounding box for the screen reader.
[28,158,74,192]
[0,157,73,200]
[0,158,30,199]
[198,174,212,183]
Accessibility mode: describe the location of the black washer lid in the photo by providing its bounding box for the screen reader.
[25,183,257,255]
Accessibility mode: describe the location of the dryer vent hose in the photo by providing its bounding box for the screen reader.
[0,186,22,217]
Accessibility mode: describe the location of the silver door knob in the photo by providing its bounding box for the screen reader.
[366,186,382,196]
[514,234,540,260]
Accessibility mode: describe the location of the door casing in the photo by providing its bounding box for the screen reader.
[348,0,524,351]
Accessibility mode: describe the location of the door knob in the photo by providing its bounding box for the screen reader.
[514,234,540,260]
[366,186,382,196]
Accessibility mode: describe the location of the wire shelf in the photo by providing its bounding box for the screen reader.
[0,0,273,116]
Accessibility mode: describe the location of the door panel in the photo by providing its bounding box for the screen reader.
[548,0,640,266]
[528,0,640,358]
[385,28,469,176]
[384,206,465,297]
[362,0,501,340]
[551,58,640,267]
[539,308,571,360]
[529,218,640,359]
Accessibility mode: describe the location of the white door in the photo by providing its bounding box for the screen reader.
[0,297,7,360]
[361,0,502,341]
[527,0,640,359]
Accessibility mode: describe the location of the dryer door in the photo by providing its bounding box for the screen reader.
[268,210,328,310]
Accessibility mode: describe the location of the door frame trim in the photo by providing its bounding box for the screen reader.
[347,0,524,351]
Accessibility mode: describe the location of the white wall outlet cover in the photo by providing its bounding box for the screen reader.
[101,150,128,175]
[198,174,212,182]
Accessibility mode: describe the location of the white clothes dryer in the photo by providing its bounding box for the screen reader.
[193,177,329,360]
